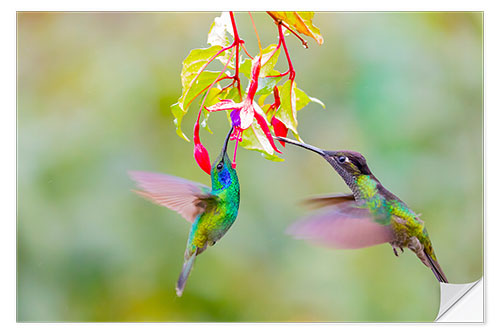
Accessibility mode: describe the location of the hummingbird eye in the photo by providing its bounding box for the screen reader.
[338,156,347,163]
[216,162,224,170]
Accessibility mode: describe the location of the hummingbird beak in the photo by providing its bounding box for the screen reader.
[221,126,234,156]
[274,136,326,156]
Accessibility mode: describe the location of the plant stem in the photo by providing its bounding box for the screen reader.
[241,43,254,58]
[248,12,262,53]
[229,12,242,98]
[277,22,296,82]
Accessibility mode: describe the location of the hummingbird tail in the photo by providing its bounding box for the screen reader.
[424,251,449,283]
[176,254,196,297]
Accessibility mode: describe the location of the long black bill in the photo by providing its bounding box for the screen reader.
[274,136,326,156]
[221,126,234,155]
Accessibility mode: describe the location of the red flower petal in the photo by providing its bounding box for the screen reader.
[193,121,211,174]
[254,111,282,154]
[247,56,262,100]
[193,121,201,145]
[194,143,211,175]
[272,85,281,108]
[205,99,242,112]
[272,117,288,147]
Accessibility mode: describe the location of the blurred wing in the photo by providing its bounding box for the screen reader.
[129,171,216,223]
[287,202,394,249]
[302,193,355,208]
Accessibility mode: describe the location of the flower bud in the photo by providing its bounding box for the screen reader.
[194,143,212,175]
[272,117,288,147]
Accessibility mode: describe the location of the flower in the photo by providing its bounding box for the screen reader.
[193,121,212,175]
[205,56,281,167]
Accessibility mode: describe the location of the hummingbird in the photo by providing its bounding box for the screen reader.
[129,127,240,296]
[276,136,448,283]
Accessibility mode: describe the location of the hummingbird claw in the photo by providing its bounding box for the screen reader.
[391,243,404,257]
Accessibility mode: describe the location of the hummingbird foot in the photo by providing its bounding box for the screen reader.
[391,244,400,257]
[391,243,405,257]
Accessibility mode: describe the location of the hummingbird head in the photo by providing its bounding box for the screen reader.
[275,136,373,187]
[211,127,238,190]
[322,150,372,179]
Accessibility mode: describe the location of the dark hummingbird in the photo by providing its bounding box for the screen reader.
[276,136,448,283]
[129,127,240,296]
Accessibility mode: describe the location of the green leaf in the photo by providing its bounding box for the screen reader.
[295,86,311,111]
[241,45,281,91]
[200,87,224,134]
[180,46,223,89]
[170,45,225,140]
[275,80,298,137]
[257,96,271,113]
[260,44,280,76]
[240,121,283,161]
[171,103,190,141]
[185,71,225,107]
[207,12,236,67]
[204,86,223,109]
[263,153,285,162]
[200,112,214,135]
[239,58,252,78]
[219,85,241,103]
[256,74,282,96]
[310,96,326,109]
[274,80,321,140]
[207,12,233,47]
[269,12,324,45]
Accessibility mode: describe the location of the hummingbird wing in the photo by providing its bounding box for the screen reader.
[287,202,394,249]
[302,193,355,208]
[129,171,217,223]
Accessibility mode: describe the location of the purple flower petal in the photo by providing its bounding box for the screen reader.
[230,109,241,127]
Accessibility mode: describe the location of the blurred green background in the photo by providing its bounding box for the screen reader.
[17,12,483,322]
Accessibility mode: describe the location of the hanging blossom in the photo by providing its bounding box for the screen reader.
[192,47,237,175]
[193,120,212,175]
[205,55,281,168]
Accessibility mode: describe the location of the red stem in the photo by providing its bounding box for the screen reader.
[266,70,290,78]
[277,22,295,82]
[241,43,254,59]
[229,12,243,99]
[232,131,240,168]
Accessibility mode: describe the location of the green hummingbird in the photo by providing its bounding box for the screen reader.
[129,127,240,296]
[276,136,448,283]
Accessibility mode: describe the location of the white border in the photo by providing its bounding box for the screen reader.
[4,0,498,331]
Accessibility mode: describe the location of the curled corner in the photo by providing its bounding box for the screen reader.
[435,278,483,322]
